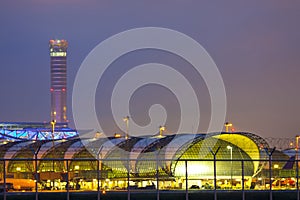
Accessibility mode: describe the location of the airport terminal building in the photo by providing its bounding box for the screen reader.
[0,125,291,191]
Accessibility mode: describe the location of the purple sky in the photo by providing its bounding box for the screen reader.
[0,1,299,138]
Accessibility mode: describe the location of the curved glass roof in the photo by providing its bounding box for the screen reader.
[134,135,175,177]
[173,137,254,178]
[4,141,35,160]
[0,132,269,179]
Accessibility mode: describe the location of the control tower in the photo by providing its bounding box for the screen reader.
[49,39,68,124]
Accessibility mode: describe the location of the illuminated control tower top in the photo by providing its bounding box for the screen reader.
[50,39,68,56]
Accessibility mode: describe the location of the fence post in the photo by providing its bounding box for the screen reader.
[209,147,220,200]
[156,150,160,200]
[3,160,6,200]
[297,159,299,200]
[185,160,188,200]
[97,155,101,200]
[35,154,38,200]
[66,160,69,200]
[127,157,130,200]
[264,147,275,200]
[241,160,245,200]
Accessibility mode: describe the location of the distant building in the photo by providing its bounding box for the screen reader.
[0,122,76,140]
[49,39,68,124]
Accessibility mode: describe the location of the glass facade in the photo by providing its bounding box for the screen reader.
[0,132,297,193]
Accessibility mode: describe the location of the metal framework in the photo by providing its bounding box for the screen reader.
[0,128,77,141]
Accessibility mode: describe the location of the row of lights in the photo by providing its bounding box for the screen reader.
[107,121,237,139]
[48,120,238,140]
[51,116,166,140]
[120,116,166,139]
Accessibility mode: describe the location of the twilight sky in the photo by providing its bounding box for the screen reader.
[0,0,299,138]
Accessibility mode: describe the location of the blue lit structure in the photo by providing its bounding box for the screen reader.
[0,122,77,141]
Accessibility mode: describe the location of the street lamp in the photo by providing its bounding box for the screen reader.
[227,145,233,188]
[51,120,56,142]
[224,122,232,132]
[159,126,166,137]
[123,116,130,140]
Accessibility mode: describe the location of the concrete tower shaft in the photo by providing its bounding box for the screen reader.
[49,39,68,124]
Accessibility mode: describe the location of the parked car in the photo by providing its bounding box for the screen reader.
[190,185,200,189]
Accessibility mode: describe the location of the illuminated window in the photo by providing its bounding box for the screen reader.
[50,52,67,57]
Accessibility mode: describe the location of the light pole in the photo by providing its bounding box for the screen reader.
[227,145,233,188]
[51,120,56,144]
[123,116,130,140]
[121,118,131,200]
[50,120,56,189]
[159,126,166,137]
[224,122,232,133]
